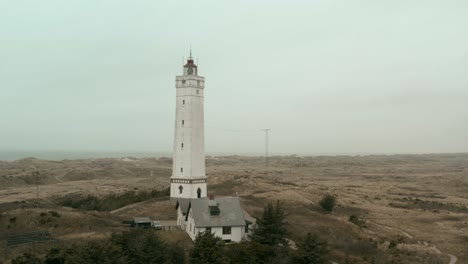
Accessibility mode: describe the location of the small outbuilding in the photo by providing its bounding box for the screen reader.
[132,217,153,229]
[176,196,251,242]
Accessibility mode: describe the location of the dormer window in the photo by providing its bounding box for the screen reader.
[208,200,220,216]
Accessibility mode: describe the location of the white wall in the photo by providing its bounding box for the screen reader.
[181,208,246,242]
[176,207,186,229]
[170,182,207,199]
[170,73,207,199]
[197,226,245,242]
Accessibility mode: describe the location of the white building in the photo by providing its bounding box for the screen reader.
[170,52,250,242]
[176,196,249,243]
[170,52,207,199]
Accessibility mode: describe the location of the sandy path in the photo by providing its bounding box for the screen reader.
[448,254,457,264]
[368,221,459,264]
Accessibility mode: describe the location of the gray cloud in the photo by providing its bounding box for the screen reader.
[1,1,467,154]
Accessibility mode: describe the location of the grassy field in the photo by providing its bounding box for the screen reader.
[1,154,467,263]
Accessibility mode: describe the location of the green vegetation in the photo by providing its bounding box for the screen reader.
[191,201,329,264]
[56,187,169,211]
[389,198,468,213]
[388,240,398,249]
[10,201,330,264]
[11,229,184,264]
[348,215,367,228]
[293,233,329,264]
[319,193,336,212]
[11,253,41,264]
[191,232,224,264]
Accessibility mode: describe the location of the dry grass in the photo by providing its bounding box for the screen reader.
[1,154,467,263]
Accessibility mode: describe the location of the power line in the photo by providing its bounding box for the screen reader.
[205,125,263,133]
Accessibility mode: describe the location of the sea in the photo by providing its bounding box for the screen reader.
[0,151,172,161]
[0,150,268,161]
[0,150,438,161]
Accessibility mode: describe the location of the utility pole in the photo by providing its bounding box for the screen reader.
[33,170,39,208]
[261,129,271,168]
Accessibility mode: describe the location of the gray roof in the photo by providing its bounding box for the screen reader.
[133,217,152,223]
[176,198,191,215]
[189,197,246,227]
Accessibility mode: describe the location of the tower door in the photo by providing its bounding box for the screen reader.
[197,188,201,198]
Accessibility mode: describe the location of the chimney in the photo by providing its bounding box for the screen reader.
[208,193,215,200]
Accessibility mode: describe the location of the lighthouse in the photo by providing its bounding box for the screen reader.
[170,52,207,199]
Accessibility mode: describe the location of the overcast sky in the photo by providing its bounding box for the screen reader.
[1,1,467,155]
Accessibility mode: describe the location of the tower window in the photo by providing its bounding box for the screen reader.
[197,80,200,86]
[182,100,185,104]
[181,143,184,148]
[182,120,184,125]
[181,167,183,172]
[179,185,183,194]
[182,80,186,84]
[196,90,199,95]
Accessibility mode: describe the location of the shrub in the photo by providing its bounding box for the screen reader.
[388,240,397,249]
[293,233,329,264]
[11,253,42,264]
[56,187,170,211]
[349,215,366,228]
[319,194,336,212]
[191,232,225,264]
[48,211,61,218]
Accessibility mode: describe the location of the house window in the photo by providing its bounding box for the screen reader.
[197,80,200,86]
[182,100,185,104]
[182,80,186,84]
[222,227,231,235]
[182,120,184,125]
[196,90,199,95]
[179,185,183,194]
[205,227,211,233]
[181,167,183,173]
[181,143,184,149]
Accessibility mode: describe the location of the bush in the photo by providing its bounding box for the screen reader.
[319,194,336,212]
[293,233,329,264]
[348,215,366,228]
[191,232,225,264]
[11,253,42,264]
[56,187,170,211]
[48,211,61,218]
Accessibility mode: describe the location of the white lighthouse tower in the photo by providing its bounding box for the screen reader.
[170,52,207,199]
